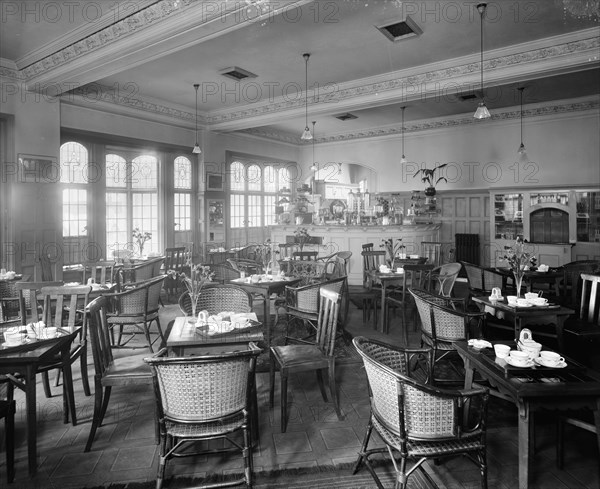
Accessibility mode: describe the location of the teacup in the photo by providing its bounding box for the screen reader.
[507,295,518,305]
[519,340,542,359]
[491,287,502,298]
[540,351,564,366]
[39,327,58,339]
[524,292,539,300]
[3,328,25,345]
[493,344,511,358]
[516,298,530,307]
[530,297,548,306]
[509,350,530,365]
[250,275,260,283]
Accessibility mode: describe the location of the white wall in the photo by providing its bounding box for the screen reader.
[298,109,600,192]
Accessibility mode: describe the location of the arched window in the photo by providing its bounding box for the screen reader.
[174,156,192,232]
[60,141,88,184]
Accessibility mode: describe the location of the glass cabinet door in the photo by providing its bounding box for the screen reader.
[207,199,225,243]
[575,191,600,243]
[493,192,524,240]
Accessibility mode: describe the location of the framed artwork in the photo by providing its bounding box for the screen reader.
[17,154,59,183]
[206,172,224,191]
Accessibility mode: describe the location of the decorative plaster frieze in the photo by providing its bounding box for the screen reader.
[238,99,600,144]
[207,33,600,126]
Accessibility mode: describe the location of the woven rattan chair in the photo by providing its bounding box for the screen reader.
[352,336,489,489]
[286,259,326,286]
[429,262,462,297]
[127,257,164,283]
[209,262,242,284]
[0,375,16,483]
[105,275,166,352]
[145,343,262,489]
[84,296,155,452]
[178,284,252,317]
[410,288,484,383]
[270,288,343,432]
[385,264,435,342]
[461,261,504,296]
[227,258,263,275]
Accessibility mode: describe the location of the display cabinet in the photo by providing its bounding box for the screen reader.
[492,192,524,240]
[575,190,600,243]
[207,199,225,243]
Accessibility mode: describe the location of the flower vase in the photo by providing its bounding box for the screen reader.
[188,294,198,323]
[513,271,524,298]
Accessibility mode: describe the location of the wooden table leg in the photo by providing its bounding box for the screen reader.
[62,344,77,426]
[379,284,386,333]
[518,400,531,489]
[263,292,271,347]
[594,398,600,484]
[24,364,38,475]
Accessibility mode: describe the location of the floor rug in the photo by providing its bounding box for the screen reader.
[82,463,438,489]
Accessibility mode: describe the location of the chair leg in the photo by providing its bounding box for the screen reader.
[269,353,276,408]
[280,371,288,433]
[243,422,253,487]
[143,321,154,353]
[316,369,328,402]
[80,349,91,396]
[328,362,342,420]
[353,418,373,474]
[5,400,15,483]
[85,385,111,452]
[42,371,52,398]
[156,434,168,489]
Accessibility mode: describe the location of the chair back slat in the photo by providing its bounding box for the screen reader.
[562,261,600,307]
[40,285,92,333]
[165,247,186,273]
[16,281,63,324]
[82,261,118,285]
[316,288,340,356]
[580,273,600,326]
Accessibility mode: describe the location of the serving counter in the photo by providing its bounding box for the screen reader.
[270,224,441,285]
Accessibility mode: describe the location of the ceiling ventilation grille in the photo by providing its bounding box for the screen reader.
[335,113,358,121]
[219,67,257,81]
[376,16,422,42]
[455,91,483,102]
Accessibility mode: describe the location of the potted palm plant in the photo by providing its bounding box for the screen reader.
[413,164,447,197]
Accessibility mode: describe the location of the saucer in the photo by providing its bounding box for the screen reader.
[488,296,504,302]
[505,357,534,368]
[515,302,532,308]
[534,357,567,368]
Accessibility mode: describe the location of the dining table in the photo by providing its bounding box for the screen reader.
[229,275,301,347]
[166,315,264,356]
[492,266,563,296]
[0,328,78,475]
[454,340,600,489]
[471,295,574,351]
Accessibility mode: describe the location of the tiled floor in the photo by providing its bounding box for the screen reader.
[1,289,599,488]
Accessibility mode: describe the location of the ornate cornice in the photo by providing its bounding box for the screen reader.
[207,32,600,128]
[238,98,600,144]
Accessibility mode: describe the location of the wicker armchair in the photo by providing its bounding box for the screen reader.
[270,288,343,432]
[0,279,20,322]
[105,275,166,352]
[410,288,484,383]
[352,336,489,489]
[145,343,262,489]
[227,258,263,275]
[208,262,242,283]
[428,262,462,297]
[178,284,252,317]
[84,296,155,452]
[286,259,326,286]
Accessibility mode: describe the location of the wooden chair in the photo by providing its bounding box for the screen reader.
[564,274,600,359]
[105,275,166,352]
[410,287,483,383]
[361,250,385,288]
[270,288,343,432]
[164,247,186,298]
[178,284,252,317]
[0,375,16,483]
[84,296,155,452]
[560,260,600,307]
[283,276,348,344]
[81,261,119,287]
[385,264,435,342]
[352,336,489,489]
[16,281,92,399]
[421,241,443,266]
[0,279,20,322]
[293,250,319,261]
[144,343,262,489]
[461,261,504,296]
[318,251,352,279]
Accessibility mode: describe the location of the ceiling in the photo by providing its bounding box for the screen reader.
[1,0,599,142]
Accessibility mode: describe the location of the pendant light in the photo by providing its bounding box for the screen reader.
[310,121,318,171]
[474,3,491,120]
[400,106,407,164]
[192,83,201,154]
[517,87,528,160]
[300,53,313,140]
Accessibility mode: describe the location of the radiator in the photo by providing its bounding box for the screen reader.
[455,234,480,265]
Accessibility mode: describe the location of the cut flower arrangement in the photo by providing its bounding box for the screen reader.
[500,237,537,297]
[380,238,406,266]
[168,264,215,320]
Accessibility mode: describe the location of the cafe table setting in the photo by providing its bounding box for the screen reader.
[455,328,600,489]
[366,264,407,332]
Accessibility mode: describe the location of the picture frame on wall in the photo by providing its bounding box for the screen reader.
[17,154,59,183]
[206,172,224,191]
